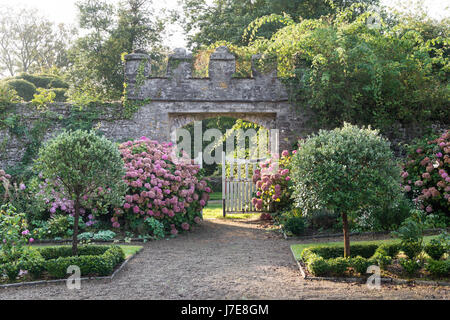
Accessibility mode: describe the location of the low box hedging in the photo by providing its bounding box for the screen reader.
[38,245,111,260]
[300,243,401,277]
[0,245,125,282]
[43,245,125,278]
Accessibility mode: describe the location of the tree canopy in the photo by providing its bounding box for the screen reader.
[180,0,379,48]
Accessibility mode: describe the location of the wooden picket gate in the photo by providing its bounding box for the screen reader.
[222,152,265,217]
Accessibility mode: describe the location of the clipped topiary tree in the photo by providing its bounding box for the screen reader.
[4,79,36,101]
[291,123,402,257]
[35,130,127,255]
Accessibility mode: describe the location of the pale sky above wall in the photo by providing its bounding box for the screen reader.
[0,0,448,49]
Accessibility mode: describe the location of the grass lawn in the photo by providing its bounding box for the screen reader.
[291,236,439,261]
[209,192,222,201]
[203,202,257,220]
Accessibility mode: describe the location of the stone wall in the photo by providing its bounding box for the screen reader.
[1,46,308,169]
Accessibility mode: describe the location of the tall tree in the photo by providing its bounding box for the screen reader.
[180,0,379,48]
[0,7,73,77]
[68,0,165,100]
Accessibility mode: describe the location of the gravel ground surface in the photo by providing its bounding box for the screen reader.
[0,218,448,300]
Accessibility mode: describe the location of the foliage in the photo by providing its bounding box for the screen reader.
[350,255,372,274]
[0,84,21,113]
[399,258,422,276]
[17,74,69,90]
[401,130,450,219]
[392,210,426,259]
[41,245,125,278]
[67,0,165,100]
[303,208,340,231]
[251,150,294,213]
[283,215,306,236]
[226,4,449,138]
[424,235,449,260]
[0,6,73,76]
[180,0,378,48]
[46,215,71,239]
[4,79,36,101]
[425,259,450,278]
[291,123,402,256]
[355,196,413,232]
[144,217,165,240]
[0,205,35,280]
[35,130,127,255]
[50,88,68,102]
[113,137,211,235]
[31,88,56,111]
[301,243,397,277]
[78,230,117,241]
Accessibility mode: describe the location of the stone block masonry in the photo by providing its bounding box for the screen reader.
[0,46,308,169]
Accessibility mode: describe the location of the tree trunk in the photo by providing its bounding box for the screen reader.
[342,212,350,258]
[72,197,80,256]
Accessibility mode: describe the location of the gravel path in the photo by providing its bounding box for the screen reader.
[0,219,448,300]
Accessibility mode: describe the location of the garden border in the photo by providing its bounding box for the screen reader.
[281,227,446,241]
[289,246,450,287]
[0,247,143,289]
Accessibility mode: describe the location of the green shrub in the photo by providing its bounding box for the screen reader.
[308,244,378,259]
[144,218,165,240]
[35,129,127,256]
[0,84,21,109]
[47,215,71,238]
[2,262,20,281]
[305,208,339,231]
[375,243,401,258]
[283,216,306,236]
[357,196,413,231]
[19,250,45,279]
[399,258,422,276]
[350,256,372,275]
[424,239,447,260]
[4,79,36,101]
[306,256,330,277]
[401,241,423,260]
[301,244,382,277]
[371,251,392,270]
[291,123,403,257]
[50,88,67,102]
[38,245,110,260]
[426,260,450,278]
[327,257,349,276]
[48,78,69,89]
[44,245,124,278]
[17,74,54,89]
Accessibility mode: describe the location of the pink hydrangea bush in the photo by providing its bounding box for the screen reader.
[401,130,450,218]
[36,177,105,227]
[112,137,212,235]
[251,150,295,215]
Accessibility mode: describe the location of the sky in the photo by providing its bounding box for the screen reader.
[0,0,448,49]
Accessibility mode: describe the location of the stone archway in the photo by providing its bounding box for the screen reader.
[168,112,277,136]
[122,46,308,151]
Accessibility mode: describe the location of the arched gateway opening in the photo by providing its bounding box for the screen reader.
[120,46,307,217]
[122,46,307,152]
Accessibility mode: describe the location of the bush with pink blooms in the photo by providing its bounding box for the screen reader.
[401,130,450,221]
[112,137,212,235]
[251,149,295,215]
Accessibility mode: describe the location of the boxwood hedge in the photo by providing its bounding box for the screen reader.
[0,245,125,282]
[300,243,402,277]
